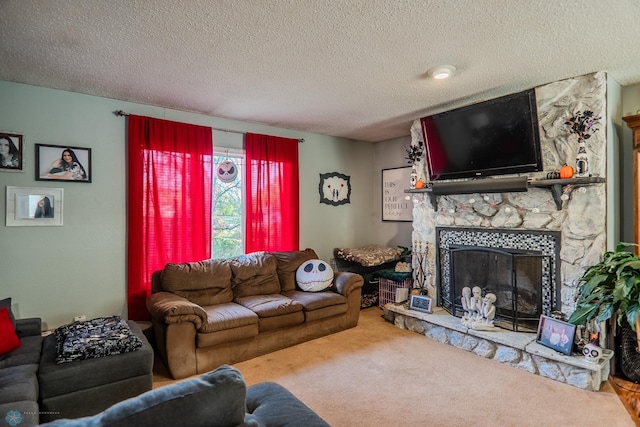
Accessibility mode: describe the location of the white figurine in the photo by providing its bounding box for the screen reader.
[460,287,472,326]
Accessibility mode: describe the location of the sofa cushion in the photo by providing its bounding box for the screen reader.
[283,290,347,311]
[0,307,20,355]
[200,302,259,333]
[40,365,247,427]
[161,259,233,306]
[230,252,281,298]
[235,294,303,318]
[0,363,39,404]
[271,248,319,292]
[0,335,42,369]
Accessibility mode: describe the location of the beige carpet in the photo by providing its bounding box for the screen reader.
[153,307,635,427]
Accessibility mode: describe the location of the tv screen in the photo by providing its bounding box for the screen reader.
[420,89,542,181]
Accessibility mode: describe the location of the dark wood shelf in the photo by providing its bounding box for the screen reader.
[404,177,605,210]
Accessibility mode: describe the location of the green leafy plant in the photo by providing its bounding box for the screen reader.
[568,242,640,332]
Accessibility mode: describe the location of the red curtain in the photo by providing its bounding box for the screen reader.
[127,115,212,320]
[245,133,299,253]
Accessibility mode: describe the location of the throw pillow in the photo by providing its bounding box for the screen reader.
[0,307,20,355]
[0,297,16,329]
[296,260,334,292]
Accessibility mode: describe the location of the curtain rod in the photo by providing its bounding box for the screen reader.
[113,110,304,143]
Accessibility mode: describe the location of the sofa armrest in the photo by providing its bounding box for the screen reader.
[15,317,42,338]
[245,382,330,427]
[332,271,364,297]
[146,292,208,330]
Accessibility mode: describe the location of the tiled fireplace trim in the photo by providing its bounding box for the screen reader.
[436,227,561,315]
[384,304,613,391]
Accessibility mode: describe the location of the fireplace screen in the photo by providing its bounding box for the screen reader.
[449,246,545,332]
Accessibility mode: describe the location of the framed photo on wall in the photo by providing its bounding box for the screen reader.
[382,167,412,221]
[36,144,91,183]
[6,186,63,226]
[536,315,576,355]
[0,131,24,172]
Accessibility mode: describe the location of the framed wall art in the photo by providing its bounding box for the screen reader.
[36,144,91,183]
[409,294,432,313]
[6,186,63,226]
[0,132,24,172]
[382,167,412,221]
[536,315,576,356]
[319,172,351,206]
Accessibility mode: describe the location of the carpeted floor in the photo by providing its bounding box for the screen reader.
[153,307,636,426]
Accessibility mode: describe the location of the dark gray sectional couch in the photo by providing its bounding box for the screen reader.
[0,317,153,425]
[0,318,43,426]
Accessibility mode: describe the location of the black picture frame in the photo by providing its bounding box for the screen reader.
[0,131,24,172]
[319,172,351,206]
[536,315,576,355]
[382,167,412,221]
[409,294,432,313]
[36,144,91,183]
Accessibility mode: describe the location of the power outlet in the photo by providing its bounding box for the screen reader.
[73,315,86,322]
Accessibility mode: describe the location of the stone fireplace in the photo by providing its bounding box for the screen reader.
[409,72,608,319]
[383,71,615,391]
[436,227,560,332]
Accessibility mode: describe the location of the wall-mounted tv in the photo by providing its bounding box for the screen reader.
[420,89,542,182]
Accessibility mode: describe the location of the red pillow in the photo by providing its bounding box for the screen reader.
[0,307,20,354]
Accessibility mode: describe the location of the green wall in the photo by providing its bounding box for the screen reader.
[0,81,379,328]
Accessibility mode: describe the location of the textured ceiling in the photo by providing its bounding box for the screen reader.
[1,0,640,142]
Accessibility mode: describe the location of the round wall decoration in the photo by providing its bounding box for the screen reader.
[217,160,238,183]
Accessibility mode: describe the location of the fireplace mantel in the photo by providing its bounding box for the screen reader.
[405,176,605,210]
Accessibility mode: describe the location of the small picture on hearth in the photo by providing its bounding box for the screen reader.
[409,294,432,313]
[536,315,576,356]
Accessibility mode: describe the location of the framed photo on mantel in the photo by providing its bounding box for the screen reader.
[382,167,412,221]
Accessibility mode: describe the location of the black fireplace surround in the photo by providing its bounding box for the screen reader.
[436,227,561,332]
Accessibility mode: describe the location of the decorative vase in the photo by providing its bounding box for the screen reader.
[575,141,589,177]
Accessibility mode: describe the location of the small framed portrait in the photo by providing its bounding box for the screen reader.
[6,186,63,226]
[409,294,432,313]
[36,144,91,183]
[319,172,351,206]
[0,132,24,172]
[536,315,576,356]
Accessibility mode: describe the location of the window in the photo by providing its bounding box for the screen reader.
[212,150,244,259]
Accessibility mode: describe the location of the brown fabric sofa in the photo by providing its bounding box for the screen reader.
[147,249,364,379]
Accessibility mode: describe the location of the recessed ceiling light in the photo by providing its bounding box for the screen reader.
[428,65,456,80]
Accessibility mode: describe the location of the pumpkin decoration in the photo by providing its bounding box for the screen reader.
[415,180,425,189]
[559,164,574,179]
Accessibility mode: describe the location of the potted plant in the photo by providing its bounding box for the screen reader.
[568,242,640,375]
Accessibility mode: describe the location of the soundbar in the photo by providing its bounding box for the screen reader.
[429,177,529,195]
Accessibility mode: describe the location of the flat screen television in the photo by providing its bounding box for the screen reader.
[420,89,542,181]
